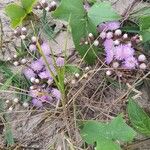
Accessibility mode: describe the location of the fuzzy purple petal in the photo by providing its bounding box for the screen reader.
[114,44,124,60]
[98,21,120,32]
[103,39,114,64]
[51,88,61,100]
[39,71,51,79]
[123,56,138,69]
[30,60,44,72]
[41,42,50,56]
[23,68,36,79]
[122,45,135,59]
[56,57,65,67]
[32,98,43,107]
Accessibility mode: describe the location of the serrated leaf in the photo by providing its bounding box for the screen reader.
[80,115,136,150]
[108,115,136,142]
[88,2,121,26]
[80,121,106,144]
[127,99,150,136]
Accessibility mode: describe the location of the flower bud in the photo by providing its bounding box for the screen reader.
[106,32,113,39]
[114,29,122,36]
[138,54,146,62]
[106,70,112,76]
[93,40,99,46]
[139,63,146,70]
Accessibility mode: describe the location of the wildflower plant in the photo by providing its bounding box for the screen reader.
[1,0,150,149]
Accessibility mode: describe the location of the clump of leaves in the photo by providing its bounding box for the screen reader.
[80,115,136,150]
[127,98,150,136]
[53,0,120,64]
[5,0,37,28]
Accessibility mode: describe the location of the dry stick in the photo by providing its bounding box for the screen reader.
[121,0,141,22]
[111,71,150,106]
[125,138,150,150]
[67,62,101,104]
[83,78,106,119]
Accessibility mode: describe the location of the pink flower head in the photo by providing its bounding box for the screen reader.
[122,45,135,59]
[23,68,36,79]
[30,60,44,72]
[56,57,65,67]
[29,89,39,98]
[32,98,43,108]
[39,70,51,79]
[46,64,56,76]
[98,21,120,32]
[123,56,138,69]
[114,44,135,61]
[103,39,114,64]
[41,42,51,56]
[39,56,53,66]
[51,88,61,100]
[114,44,124,60]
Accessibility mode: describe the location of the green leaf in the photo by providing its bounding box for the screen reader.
[96,138,121,150]
[131,6,150,17]
[53,0,120,64]
[108,115,136,142]
[80,115,136,150]
[21,0,37,14]
[5,0,36,28]
[140,16,150,30]
[53,0,85,22]
[139,16,150,42]
[5,4,26,28]
[65,64,81,74]
[88,2,121,26]
[53,0,98,64]
[127,99,150,136]
[141,29,150,42]
[80,121,106,144]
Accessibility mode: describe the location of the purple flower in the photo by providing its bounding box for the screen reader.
[122,45,135,59]
[46,64,56,76]
[103,39,114,64]
[29,89,39,98]
[30,60,44,72]
[56,57,65,67]
[123,56,138,69]
[41,42,50,56]
[40,94,52,102]
[39,71,51,79]
[114,44,124,60]
[114,44,135,60]
[51,88,61,100]
[84,3,90,12]
[39,56,53,65]
[23,68,36,79]
[32,98,43,108]
[98,21,120,32]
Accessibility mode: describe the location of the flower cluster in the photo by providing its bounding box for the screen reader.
[98,21,147,72]
[23,41,64,108]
